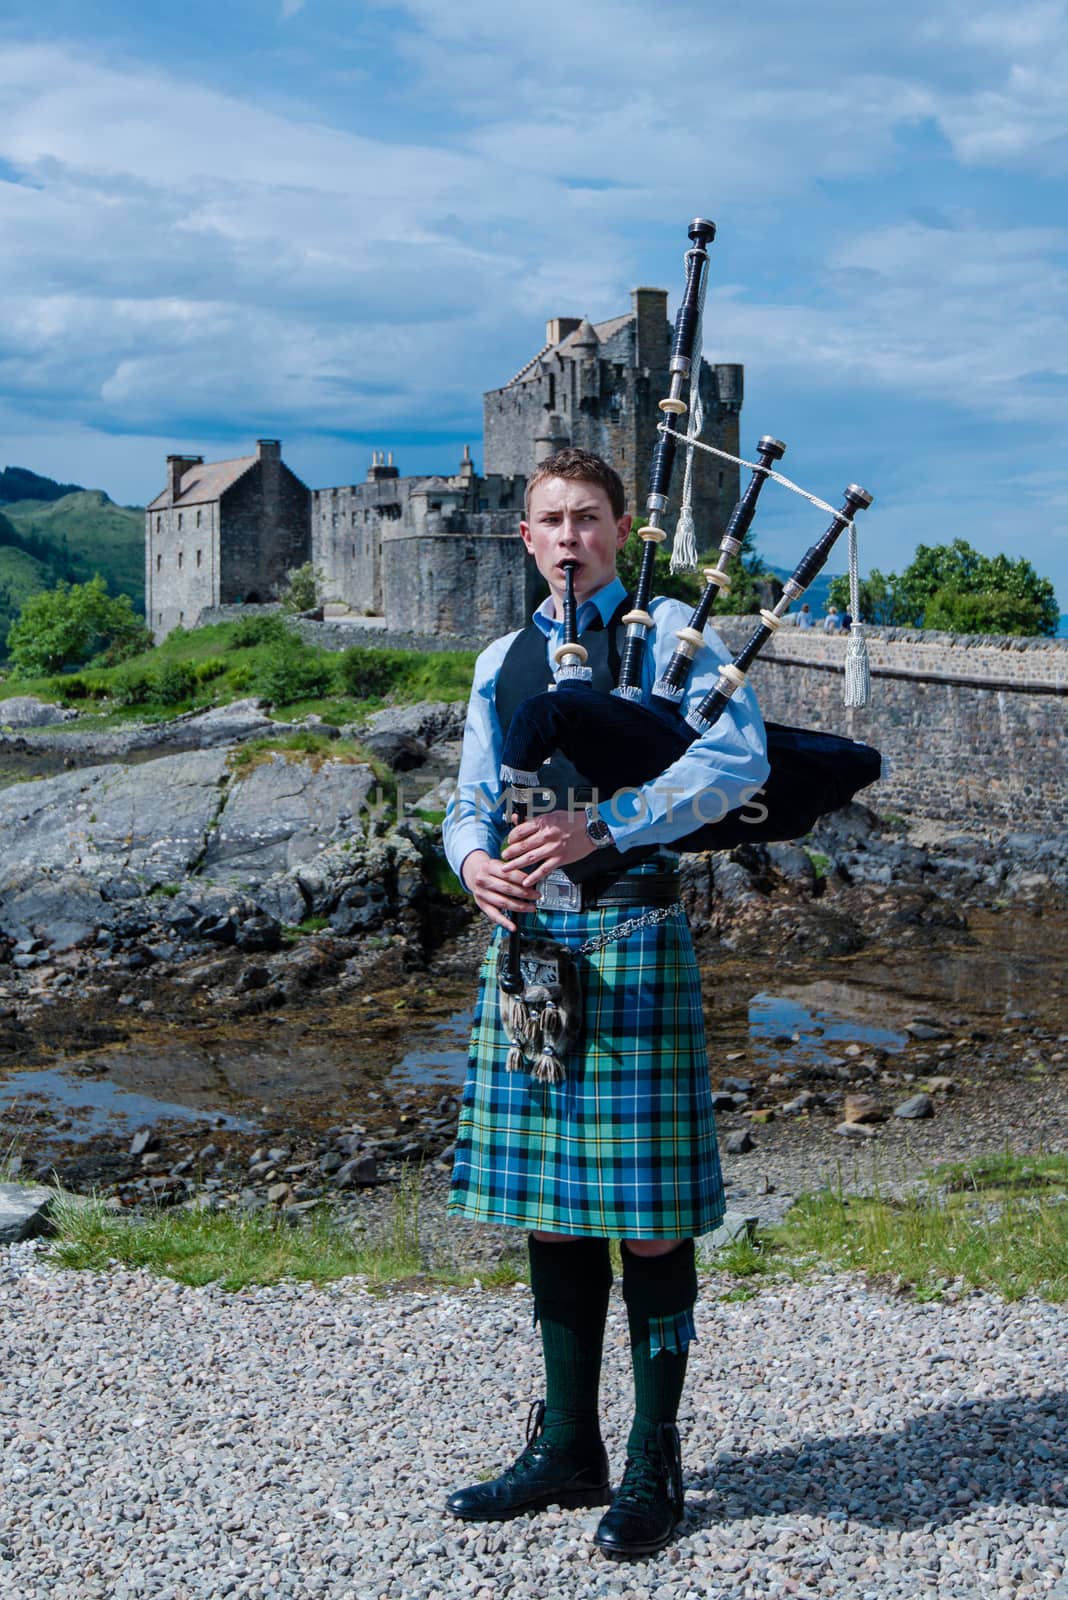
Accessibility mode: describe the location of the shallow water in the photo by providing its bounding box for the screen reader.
[1,907,1065,1155]
[0,1067,255,1145]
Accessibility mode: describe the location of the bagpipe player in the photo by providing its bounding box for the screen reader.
[441,447,770,1558]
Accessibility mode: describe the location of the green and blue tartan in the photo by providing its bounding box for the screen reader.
[448,900,725,1239]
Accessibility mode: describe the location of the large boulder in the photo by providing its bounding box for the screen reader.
[201,755,377,879]
[0,696,78,729]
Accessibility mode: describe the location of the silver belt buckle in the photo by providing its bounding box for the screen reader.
[537,869,583,912]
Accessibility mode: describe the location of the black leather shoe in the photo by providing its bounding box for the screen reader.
[593,1422,685,1557]
[446,1400,610,1523]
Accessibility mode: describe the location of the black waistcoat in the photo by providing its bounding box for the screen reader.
[494,593,632,809]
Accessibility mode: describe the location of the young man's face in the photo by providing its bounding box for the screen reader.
[519,476,631,613]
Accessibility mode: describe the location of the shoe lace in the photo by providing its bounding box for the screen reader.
[615,1425,684,1515]
[614,1449,666,1510]
[503,1399,556,1482]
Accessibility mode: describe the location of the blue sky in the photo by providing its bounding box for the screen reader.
[1,0,1067,609]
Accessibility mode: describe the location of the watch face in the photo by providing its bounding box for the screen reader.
[585,809,612,846]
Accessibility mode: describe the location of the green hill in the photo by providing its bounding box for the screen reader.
[0,489,145,657]
[0,519,58,648]
[0,465,85,503]
[2,490,144,596]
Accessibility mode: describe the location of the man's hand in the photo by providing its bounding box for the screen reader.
[502,808,596,881]
[462,850,540,933]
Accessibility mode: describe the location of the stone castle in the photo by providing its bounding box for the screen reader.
[145,288,743,641]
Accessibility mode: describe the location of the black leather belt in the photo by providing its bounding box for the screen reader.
[537,869,681,912]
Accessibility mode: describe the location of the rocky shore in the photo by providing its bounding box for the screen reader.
[1,694,1066,1236]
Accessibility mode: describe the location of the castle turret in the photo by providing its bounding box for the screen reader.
[631,287,668,371]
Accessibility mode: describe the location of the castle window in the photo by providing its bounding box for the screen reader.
[156,553,162,573]
[718,471,724,487]
[547,374,556,409]
[352,511,357,526]
[178,551,184,569]
[158,612,163,625]
[156,515,162,533]
[196,509,202,528]
[177,513,183,531]
[196,549,202,568]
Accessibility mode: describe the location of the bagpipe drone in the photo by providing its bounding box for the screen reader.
[497,217,881,1078]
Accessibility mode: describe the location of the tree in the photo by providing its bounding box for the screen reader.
[827,539,1058,636]
[616,521,776,614]
[6,575,152,676]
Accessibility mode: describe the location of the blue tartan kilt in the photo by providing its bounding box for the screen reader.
[448,903,725,1239]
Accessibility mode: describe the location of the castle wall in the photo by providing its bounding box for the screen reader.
[483,308,742,548]
[712,619,1068,830]
[381,514,539,635]
[145,501,220,639]
[218,464,311,604]
[311,483,395,614]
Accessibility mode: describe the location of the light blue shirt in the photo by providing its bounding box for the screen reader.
[442,576,771,888]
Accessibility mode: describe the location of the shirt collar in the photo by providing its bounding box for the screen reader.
[532,575,626,638]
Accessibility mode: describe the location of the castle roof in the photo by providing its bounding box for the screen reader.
[147,455,256,510]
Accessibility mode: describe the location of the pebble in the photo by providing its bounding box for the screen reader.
[1,1243,1065,1599]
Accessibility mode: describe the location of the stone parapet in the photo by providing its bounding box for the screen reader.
[708,618,1067,829]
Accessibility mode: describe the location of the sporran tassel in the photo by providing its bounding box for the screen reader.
[843,520,872,708]
[533,1000,568,1084]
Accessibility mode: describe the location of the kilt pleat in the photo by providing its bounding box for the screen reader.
[448,904,725,1239]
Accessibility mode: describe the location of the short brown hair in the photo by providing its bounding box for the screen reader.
[524,448,626,521]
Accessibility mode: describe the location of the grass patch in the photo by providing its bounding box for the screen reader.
[44,1169,524,1293]
[768,1152,1068,1302]
[2,618,475,726]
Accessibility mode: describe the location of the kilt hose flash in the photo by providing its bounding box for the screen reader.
[448,902,726,1239]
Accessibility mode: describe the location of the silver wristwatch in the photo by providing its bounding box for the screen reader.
[584,804,614,850]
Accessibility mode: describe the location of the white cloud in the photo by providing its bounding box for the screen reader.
[0,7,1065,597]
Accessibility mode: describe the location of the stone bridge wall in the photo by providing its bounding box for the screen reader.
[713,620,1067,830]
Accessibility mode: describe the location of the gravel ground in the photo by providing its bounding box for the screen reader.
[2,1240,1066,1600]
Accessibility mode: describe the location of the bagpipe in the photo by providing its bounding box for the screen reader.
[497,217,880,1079]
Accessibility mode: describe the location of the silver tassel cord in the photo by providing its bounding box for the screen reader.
[843,519,871,708]
[668,250,706,575]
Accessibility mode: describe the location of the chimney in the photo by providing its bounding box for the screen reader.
[368,450,399,482]
[257,439,281,513]
[166,453,202,504]
[546,317,582,348]
[631,287,669,371]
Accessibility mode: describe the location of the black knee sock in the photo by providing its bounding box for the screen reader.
[621,1240,698,1458]
[528,1235,612,1453]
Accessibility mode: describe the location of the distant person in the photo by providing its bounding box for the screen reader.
[841,610,853,630]
[823,605,840,633]
[796,603,814,630]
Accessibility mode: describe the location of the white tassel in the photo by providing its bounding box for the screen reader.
[668,246,705,576]
[669,504,698,574]
[843,521,871,708]
[844,624,871,708]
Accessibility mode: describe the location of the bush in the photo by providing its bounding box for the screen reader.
[337,646,406,698]
[153,659,198,706]
[194,656,228,684]
[227,664,256,692]
[254,637,336,705]
[228,613,287,650]
[110,665,156,708]
[46,673,105,700]
[280,563,323,614]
